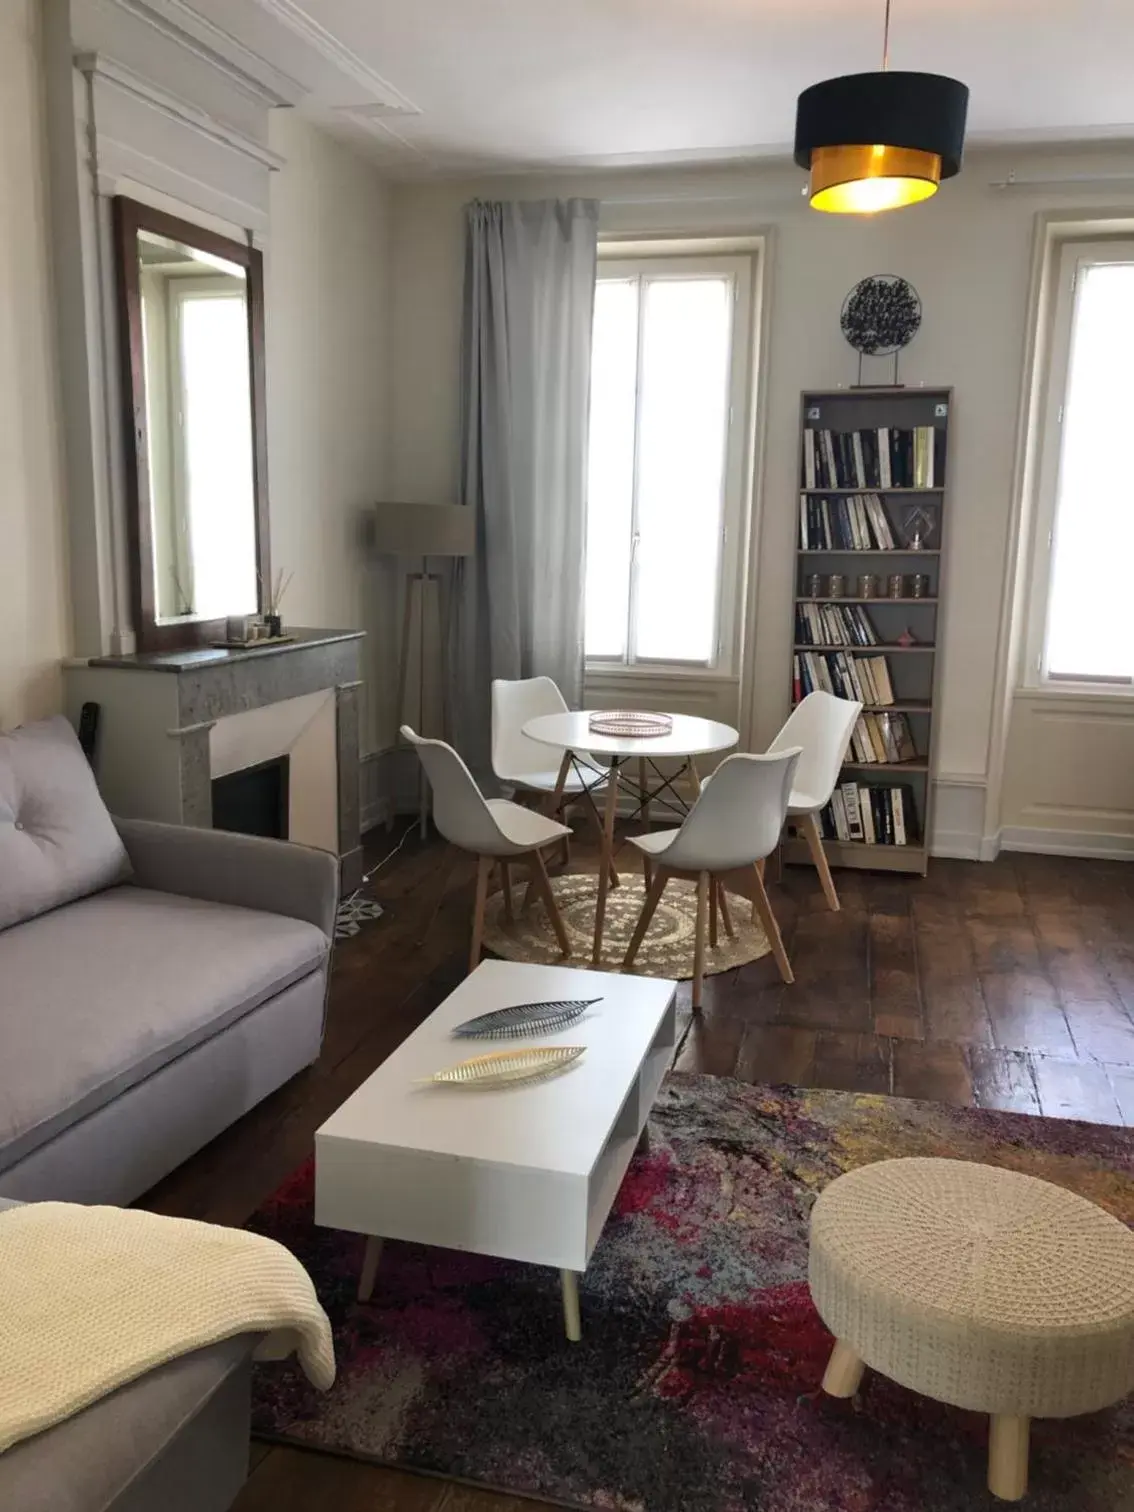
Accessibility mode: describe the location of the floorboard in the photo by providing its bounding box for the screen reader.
[136,824,1134,1512]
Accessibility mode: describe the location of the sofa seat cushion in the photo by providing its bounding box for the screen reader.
[0,886,328,1171]
[0,717,130,932]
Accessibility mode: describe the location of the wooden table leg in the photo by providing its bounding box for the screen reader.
[709,879,720,948]
[592,758,621,965]
[358,1236,383,1302]
[692,870,710,1010]
[688,756,702,798]
[560,1269,582,1342]
[638,756,650,831]
[500,860,514,924]
[469,855,492,973]
[718,881,735,939]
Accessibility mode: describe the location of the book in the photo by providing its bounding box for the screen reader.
[868,655,895,705]
[860,786,876,843]
[852,431,866,489]
[831,788,849,841]
[841,781,865,841]
[891,787,906,845]
[803,432,817,489]
[877,427,892,488]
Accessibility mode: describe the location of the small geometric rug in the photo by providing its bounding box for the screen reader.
[334,894,384,941]
[482,871,770,979]
[247,1076,1134,1511]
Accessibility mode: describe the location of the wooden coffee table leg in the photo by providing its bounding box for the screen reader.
[592,758,621,965]
[821,1338,864,1397]
[560,1269,582,1342]
[358,1236,383,1302]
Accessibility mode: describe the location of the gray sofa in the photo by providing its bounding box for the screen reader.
[0,716,340,1509]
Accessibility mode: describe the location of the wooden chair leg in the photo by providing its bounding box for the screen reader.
[500,860,514,925]
[802,809,840,911]
[755,857,766,881]
[622,869,668,971]
[642,855,654,894]
[821,1339,864,1398]
[988,1415,1029,1502]
[584,789,619,888]
[751,866,794,984]
[469,854,492,973]
[529,849,571,958]
[717,881,735,939]
[692,872,710,1010]
[709,879,720,948]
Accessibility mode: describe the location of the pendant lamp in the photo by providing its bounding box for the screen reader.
[794,0,968,214]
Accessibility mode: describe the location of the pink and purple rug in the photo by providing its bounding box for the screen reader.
[248,1075,1134,1511]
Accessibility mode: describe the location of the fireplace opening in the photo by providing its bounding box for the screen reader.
[211,756,289,840]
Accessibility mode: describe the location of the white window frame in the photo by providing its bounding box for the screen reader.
[1023,237,1134,693]
[584,250,755,678]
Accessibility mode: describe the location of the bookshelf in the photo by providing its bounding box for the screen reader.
[784,386,951,878]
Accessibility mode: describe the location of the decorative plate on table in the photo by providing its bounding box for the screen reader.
[422,1047,585,1088]
[588,711,673,738]
[452,998,599,1039]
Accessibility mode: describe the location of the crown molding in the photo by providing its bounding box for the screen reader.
[102,0,306,107]
[247,0,420,116]
[76,52,285,171]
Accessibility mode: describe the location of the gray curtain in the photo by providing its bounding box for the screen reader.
[450,198,599,782]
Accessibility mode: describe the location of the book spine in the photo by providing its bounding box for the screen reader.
[878,428,891,488]
[860,786,876,844]
[803,430,817,489]
[852,431,867,489]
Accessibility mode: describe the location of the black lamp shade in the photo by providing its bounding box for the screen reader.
[794,71,969,179]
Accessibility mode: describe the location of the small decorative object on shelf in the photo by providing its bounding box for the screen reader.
[840,275,922,386]
[588,711,673,738]
[793,386,950,877]
[808,573,824,598]
[225,615,250,643]
[901,503,937,550]
[421,1046,585,1088]
[260,567,293,640]
[452,998,599,1040]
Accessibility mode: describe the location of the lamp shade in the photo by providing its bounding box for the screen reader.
[794,71,969,214]
[364,502,476,558]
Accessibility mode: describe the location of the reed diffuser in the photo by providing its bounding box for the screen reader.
[262,568,293,638]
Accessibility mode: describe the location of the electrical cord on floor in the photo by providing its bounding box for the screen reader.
[338,821,418,913]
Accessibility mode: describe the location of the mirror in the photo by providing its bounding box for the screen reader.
[113,198,269,650]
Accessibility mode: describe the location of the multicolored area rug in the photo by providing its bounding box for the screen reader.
[248,1076,1134,1511]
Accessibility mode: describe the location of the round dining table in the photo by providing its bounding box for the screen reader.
[522,710,739,965]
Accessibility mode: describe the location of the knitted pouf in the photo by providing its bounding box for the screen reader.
[808,1157,1134,1502]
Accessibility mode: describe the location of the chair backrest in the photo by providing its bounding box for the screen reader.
[491,676,570,783]
[662,748,803,873]
[401,726,506,854]
[768,691,861,809]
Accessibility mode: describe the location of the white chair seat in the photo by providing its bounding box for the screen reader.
[484,799,570,855]
[626,828,680,858]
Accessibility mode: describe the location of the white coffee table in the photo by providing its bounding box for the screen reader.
[315,959,677,1341]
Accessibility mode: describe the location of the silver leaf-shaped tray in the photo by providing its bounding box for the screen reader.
[452,997,600,1040]
[423,1046,585,1087]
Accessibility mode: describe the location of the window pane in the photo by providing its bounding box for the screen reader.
[179,294,258,620]
[634,277,732,661]
[584,279,639,659]
[1046,262,1134,680]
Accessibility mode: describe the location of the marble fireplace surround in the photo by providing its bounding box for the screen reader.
[64,630,364,890]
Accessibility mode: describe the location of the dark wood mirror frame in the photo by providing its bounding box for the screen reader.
[112,195,270,652]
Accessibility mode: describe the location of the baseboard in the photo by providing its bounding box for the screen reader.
[930,830,1001,862]
[999,826,1134,861]
[928,774,995,862]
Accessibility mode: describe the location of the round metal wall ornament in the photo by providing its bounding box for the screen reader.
[840,274,921,384]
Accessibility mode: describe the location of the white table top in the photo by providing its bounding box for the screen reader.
[316,960,677,1179]
[523,709,739,760]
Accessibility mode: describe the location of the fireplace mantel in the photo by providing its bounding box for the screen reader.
[64,629,365,889]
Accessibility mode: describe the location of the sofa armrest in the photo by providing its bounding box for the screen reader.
[115,819,339,941]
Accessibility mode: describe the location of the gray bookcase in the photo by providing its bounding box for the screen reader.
[783,386,951,877]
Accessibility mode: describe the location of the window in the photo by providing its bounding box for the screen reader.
[584,254,753,670]
[1028,240,1134,687]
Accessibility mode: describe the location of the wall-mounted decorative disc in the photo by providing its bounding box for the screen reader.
[840,275,922,356]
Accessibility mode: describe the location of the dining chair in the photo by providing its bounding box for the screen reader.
[402,726,573,972]
[769,691,862,911]
[621,747,802,1010]
[490,676,615,881]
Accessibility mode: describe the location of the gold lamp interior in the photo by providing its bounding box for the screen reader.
[809,144,943,214]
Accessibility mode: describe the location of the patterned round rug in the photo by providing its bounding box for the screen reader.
[482,870,769,979]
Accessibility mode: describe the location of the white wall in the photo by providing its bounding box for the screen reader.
[386,146,1134,856]
[266,111,395,756]
[0,0,70,728]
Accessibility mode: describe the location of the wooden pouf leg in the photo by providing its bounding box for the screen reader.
[821,1339,865,1398]
[988,1415,1029,1502]
[560,1269,582,1343]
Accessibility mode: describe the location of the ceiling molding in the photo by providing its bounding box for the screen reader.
[247,0,421,115]
[102,0,306,107]
[76,52,286,171]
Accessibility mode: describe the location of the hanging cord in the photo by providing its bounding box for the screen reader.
[881,0,892,69]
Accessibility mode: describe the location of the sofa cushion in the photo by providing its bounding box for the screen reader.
[0,886,328,1172]
[0,717,130,933]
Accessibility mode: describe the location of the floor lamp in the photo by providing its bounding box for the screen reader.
[365,502,476,836]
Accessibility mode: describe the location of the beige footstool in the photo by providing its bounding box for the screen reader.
[808,1158,1134,1501]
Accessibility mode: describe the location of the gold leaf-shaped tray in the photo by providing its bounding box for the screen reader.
[423,1046,585,1088]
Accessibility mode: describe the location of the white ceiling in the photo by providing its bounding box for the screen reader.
[173,0,1134,175]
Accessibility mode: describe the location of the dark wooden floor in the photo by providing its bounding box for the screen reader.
[141,826,1134,1510]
